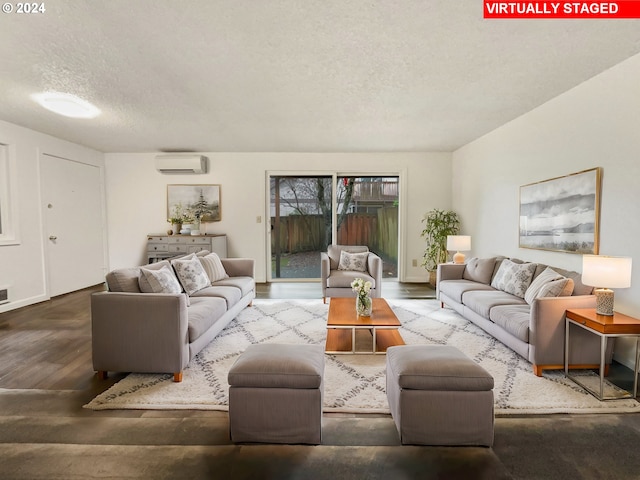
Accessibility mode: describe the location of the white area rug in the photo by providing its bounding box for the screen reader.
[85,299,640,415]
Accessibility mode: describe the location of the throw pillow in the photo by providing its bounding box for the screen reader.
[171,256,211,295]
[490,259,537,298]
[463,257,496,284]
[538,277,575,298]
[139,265,183,294]
[338,250,369,272]
[138,260,172,293]
[524,267,565,305]
[199,252,229,283]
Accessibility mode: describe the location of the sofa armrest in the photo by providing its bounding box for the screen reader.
[321,252,330,291]
[529,294,599,367]
[437,263,466,282]
[91,291,190,376]
[221,258,255,278]
[367,253,383,297]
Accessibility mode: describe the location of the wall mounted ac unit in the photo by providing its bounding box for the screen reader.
[155,155,208,174]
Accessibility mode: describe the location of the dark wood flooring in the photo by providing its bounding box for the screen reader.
[1,282,640,479]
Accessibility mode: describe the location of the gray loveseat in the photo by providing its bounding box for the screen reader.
[91,254,255,382]
[437,256,612,376]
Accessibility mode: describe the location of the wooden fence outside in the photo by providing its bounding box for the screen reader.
[271,206,398,260]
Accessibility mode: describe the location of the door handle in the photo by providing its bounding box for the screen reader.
[49,235,57,241]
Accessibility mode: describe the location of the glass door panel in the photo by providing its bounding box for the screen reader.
[336,176,399,278]
[270,175,332,279]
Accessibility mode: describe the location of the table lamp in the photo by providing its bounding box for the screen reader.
[581,255,632,316]
[447,235,471,264]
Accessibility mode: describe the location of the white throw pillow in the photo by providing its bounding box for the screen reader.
[338,251,369,272]
[139,265,183,294]
[490,259,537,298]
[199,252,229,283]
[524,267,565,305]
[171,256,211,295]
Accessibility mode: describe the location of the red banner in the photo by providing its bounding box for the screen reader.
[484,1,640,18]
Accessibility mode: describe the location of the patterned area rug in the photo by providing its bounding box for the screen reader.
[85,299,640,415]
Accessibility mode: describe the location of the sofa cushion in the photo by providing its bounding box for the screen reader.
[438,280,495,304]
[489,305,531,343]
[199,252,229,282]
[539,277,574,298]
[187,297,228,342]
[490,260,536,298]
[191,285,242,307]
[212,276,255,297]
[338,250,369,272]
[139,265,183,294]
[171,256,211,295]
[524,267,565,304]
[327,270,375,288]
[106,267,143,293]
[463,257,496,285]
[462,290,526,319]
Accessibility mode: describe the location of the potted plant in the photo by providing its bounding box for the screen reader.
[167,203,184,235]
[420,209,460,285]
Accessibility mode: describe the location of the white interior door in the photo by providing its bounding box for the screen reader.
[41,154,106,297]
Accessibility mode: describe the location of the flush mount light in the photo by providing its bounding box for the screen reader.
[32,92,101,118]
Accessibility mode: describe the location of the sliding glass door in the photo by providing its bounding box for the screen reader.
[269,174,399,280]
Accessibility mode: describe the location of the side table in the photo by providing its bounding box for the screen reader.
[565,308,640,401]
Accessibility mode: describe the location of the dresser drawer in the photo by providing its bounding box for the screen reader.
[147,244,169,252]
[147,236,168,243]
[185,237,210,245]
[168,244,187,253]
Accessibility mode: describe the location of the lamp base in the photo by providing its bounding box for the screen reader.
[452,252,466,264]
[594,288,614,316]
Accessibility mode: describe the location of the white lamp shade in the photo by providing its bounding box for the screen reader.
[447,235,471,252]
[582,255,632,289]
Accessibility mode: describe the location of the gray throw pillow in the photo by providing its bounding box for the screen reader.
[524,267,564,305]
[490,259,537,298]
[538,277,575,298]
[463,257,496,284]
[338,251,369,272]
[139,265,183,294]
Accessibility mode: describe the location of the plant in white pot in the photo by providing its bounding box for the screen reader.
[420,209,460,285]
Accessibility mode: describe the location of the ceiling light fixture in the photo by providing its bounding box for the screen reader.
[32,92,101,119]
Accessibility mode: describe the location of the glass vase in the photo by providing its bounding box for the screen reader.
[356,295,372,317]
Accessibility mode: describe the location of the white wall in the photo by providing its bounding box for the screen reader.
[104,152,452,282]
[0,120,105,313]
[452,52,640,367]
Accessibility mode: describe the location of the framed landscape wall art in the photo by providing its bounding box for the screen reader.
[167,184,221,223]
[519,168,601,254]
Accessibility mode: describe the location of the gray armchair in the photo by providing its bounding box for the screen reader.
[320,245,382,303]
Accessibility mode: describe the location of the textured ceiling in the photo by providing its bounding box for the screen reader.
[1,1,640,153]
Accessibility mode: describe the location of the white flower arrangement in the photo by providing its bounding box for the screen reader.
[351,278,372,299]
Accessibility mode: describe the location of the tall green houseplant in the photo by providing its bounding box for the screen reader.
[420,209,460,283]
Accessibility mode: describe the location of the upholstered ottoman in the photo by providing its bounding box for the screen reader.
[386,345,494,446]
[228,343,325,444]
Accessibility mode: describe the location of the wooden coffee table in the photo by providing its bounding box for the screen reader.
[325,298,405,354]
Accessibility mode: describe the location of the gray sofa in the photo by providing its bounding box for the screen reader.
[91,255,255,382]
[437,256,612,376]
